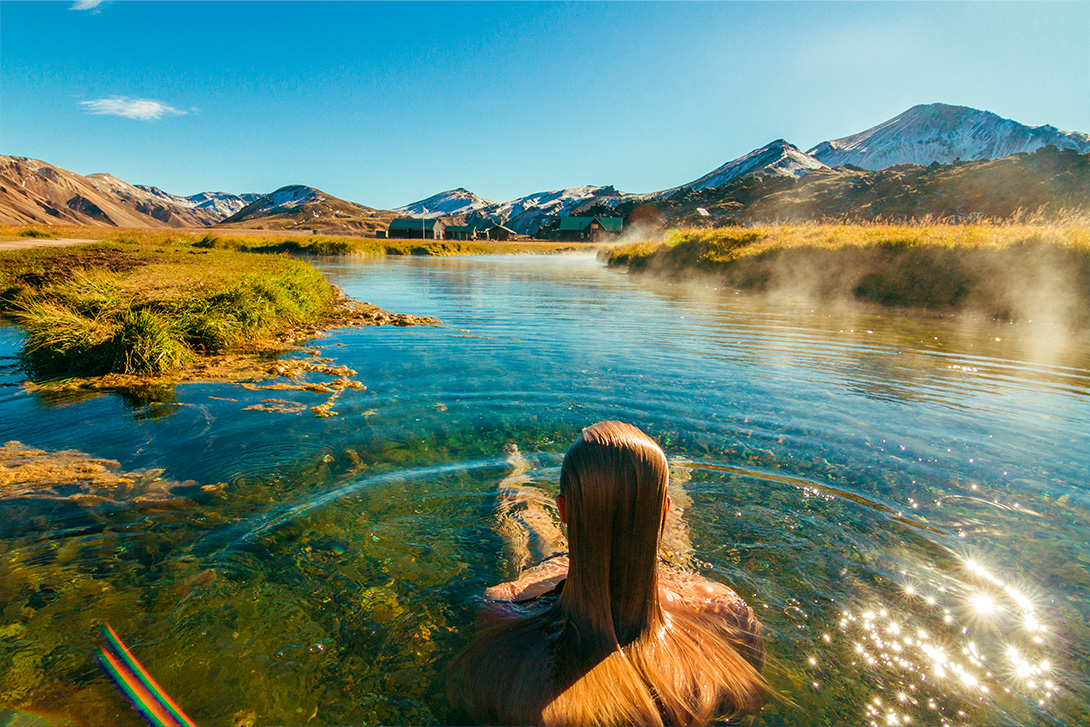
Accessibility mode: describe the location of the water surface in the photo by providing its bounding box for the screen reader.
[1,253,1088,726]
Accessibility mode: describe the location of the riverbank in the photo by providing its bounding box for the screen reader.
[0,242,438,400]
[603,218,1090,327]
[0,225,593,255]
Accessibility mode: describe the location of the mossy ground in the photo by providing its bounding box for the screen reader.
[0,243,340,380]
[0,241,442,402]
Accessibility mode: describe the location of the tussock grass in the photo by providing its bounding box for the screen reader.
[1,243,335,378]
[604,215,1090,325]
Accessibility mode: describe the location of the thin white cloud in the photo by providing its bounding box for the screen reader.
[79,97,189,121]
[71,0,105,10]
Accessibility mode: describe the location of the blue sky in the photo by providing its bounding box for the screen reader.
[2,1,1088,208]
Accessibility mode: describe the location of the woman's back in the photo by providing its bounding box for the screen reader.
[450,422,768,726]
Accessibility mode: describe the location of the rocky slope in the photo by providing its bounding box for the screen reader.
[1,157,166,227]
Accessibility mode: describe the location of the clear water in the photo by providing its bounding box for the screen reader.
[1,253,1088,726]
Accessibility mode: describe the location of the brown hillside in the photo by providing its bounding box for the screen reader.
[0,156,169,227]
[85,173,222,227]
[217,185,397,235]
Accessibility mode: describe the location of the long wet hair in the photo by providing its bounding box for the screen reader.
[451,421,768,726]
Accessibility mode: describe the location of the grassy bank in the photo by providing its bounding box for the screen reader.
[0,243,341,379]
[0,225,589,256]
[604,218,1090,326]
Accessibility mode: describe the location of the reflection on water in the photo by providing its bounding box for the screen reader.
[0,253,1087,726]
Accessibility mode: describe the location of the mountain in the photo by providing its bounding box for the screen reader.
[395,142,828,235]
[394,188,496,219]
[485,185,629,235]
[0,156,258,228]
[218,184,396,235]
[86,173,254,227]
[6,103,1087,236]
[644,144,1088,227]
[395,184,630,235]
[663,139,828,194]
[135,185,260,220]
[808,103,1090,170]
[1,156,169,227]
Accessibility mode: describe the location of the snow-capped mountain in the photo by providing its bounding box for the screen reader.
[85,173,219,227]
[396,184,630,235]
[218,184,395,235]
[224,185,325,221]
[661,139,828,195]
[394,188,496,218]
[86,174,261,226]
[808,103,1090,170]
[135,185,260,218]
[396,142,827,234]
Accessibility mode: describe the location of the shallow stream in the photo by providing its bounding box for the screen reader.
[1,253,1088,726]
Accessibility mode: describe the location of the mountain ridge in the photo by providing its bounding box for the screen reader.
[3,103,1087,235]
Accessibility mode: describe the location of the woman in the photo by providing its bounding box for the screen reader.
[450,421,767,726]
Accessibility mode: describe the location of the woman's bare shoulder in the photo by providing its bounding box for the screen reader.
[658,566,759,629]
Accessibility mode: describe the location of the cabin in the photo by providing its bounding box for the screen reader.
[485,224,517,241]
[387,218,446,239]
[557,216,623,241]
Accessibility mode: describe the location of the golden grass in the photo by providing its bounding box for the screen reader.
[653,213,1090,264]
[604,215,1090,325]
[0,225,592,256]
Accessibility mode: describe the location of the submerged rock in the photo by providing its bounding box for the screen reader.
[0,441,201,504]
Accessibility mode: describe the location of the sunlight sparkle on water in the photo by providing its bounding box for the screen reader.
[970,594,996,615]
[835,556,1060,725]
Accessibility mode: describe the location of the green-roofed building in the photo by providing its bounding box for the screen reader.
[557,216,623,241]
[387,218,446,239]
[445,224,477,241]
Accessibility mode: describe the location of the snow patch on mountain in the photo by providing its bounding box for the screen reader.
[808,103,1090,170]
[663,139,827,194]
[88,173,143,197]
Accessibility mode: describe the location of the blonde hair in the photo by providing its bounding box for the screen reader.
[450,421,767,726]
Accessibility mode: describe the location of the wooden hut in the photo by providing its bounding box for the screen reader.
[485,224,517,241]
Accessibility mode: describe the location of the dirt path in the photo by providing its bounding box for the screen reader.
[0,238,98,252]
